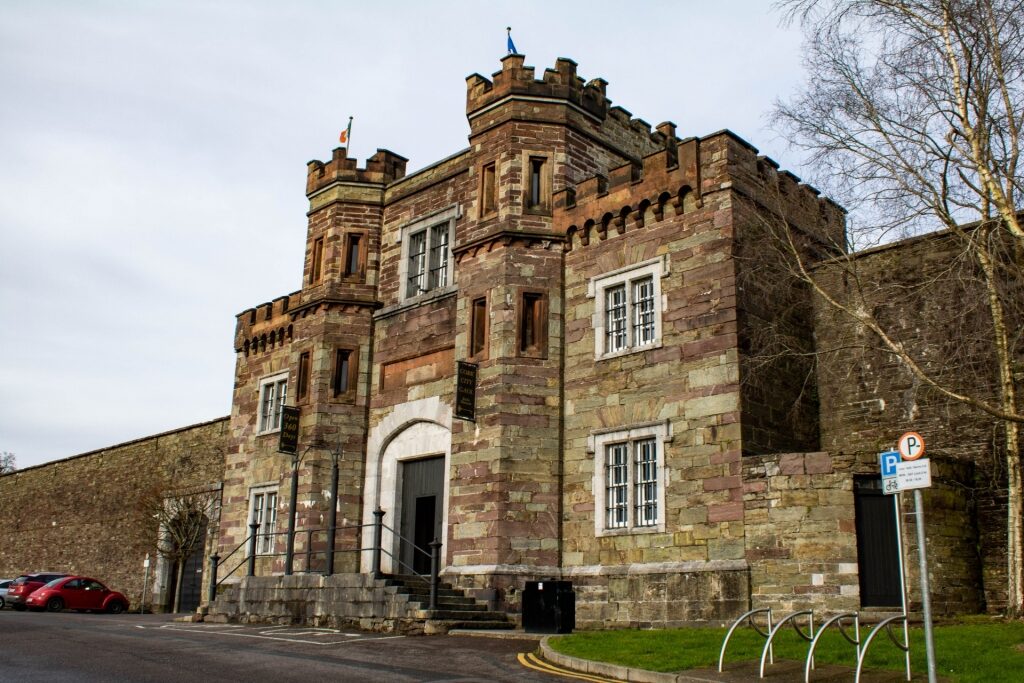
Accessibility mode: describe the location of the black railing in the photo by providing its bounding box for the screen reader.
[206,508,443,610]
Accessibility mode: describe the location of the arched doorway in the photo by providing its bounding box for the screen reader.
[362,398,452,575]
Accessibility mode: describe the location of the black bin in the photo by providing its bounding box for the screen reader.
[522,580,575,634]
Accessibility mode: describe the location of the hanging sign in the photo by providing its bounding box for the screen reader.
[455,361,478,421]
[278,406,301,454]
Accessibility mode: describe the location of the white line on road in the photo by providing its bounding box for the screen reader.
[157,624,405,646]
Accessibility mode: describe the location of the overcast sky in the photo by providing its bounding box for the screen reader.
[0,1,808,470]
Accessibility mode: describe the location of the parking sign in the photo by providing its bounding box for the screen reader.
[880,450,900,478]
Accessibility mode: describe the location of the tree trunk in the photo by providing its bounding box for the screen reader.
[1007,421,1023,617]
[173,559,186,614]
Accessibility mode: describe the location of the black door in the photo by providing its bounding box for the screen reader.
[400,456,444,575]
[170,517,208,613]
[854,476,902,607]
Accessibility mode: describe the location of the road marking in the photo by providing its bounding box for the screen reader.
[157,623,404,646]
[517,652,624,682]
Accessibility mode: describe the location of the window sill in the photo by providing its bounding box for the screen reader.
[596,340,663,362]
[596,525,665,538]
[375,284,458,320]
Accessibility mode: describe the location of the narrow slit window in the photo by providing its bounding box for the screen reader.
[333,349,352,396]
[481,162,496,216]
[297,351,311,400]
[344,234,362,276]
[528,156,547,209]
[310,236,324,284]
[406,229,427,297]
[519,292,546,354]
[470,297,487,357]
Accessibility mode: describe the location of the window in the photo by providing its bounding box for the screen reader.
[257,373,288,433]
[526,155,550,211]
[332,348,357,398]
[310,236,324,284]
[589,257,666,359]
[344,233,364,277]
[519,291,547,356]
[297,351,311,401]
[470,296,488,358]
[397,209,454,301]
[480,162,496,216]
[591,421,670,536]
[249,488,278,555]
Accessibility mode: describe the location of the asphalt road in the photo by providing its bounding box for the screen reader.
[0,610,570,682]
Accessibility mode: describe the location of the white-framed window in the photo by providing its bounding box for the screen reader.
[397,206,458,301]
[249,487,278,555]
[257,373,288,433]
[590,421,671,536]
[589,256,667,359]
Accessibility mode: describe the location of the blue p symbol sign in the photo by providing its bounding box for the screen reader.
[881,451,900,477]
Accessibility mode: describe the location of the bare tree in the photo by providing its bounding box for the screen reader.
[771,0,1024,614]
[0,452,14,474]
[140,485,216,613]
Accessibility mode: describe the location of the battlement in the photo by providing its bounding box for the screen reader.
[554,130,845,249]
[234,293,299,354]
[306,147,408,196]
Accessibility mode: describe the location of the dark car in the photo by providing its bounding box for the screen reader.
[6,573,69,611]
[24,576,129,614]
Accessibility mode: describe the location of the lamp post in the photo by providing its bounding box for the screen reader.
[325,448,341,576]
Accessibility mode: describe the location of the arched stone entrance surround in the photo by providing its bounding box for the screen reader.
[361,397,452,574]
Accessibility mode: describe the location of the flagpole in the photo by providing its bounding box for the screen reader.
[345,116,353,154]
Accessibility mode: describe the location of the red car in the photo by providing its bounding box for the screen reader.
[24,576,129,614]
[6,572,69,611]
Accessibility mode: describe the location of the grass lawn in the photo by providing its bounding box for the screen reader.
[547,617,1024,683]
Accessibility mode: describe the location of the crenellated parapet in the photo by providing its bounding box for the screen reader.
[465,55,671,156]
[554,130,846,251]
[234,293,298,355]
[306,147,408,197]
[554,135,703,249]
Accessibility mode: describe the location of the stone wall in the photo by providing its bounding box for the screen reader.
[0,418,228,610]
[813,229,1017,612]
[742,452,860,614]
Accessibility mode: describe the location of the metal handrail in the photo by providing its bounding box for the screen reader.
[761,610,814,678]
[805,612,860,683]
[719,607,774,672]
[213,522,367,589]
[855,615,911,683]
[205,509,443,611]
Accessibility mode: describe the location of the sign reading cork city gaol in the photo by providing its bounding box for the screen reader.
[455,362,477,422]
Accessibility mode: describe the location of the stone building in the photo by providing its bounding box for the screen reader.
[1,54,1016,627]
[0,419,227,612]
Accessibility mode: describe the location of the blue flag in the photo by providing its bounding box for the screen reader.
[507,27,517,54]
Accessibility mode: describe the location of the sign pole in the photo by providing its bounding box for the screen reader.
[893,494,911,681]
[913,488,937,683]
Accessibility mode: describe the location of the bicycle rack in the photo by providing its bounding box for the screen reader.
[760,609,814,678]
[855,615,911,683]
[719,608,773,673]
[805,612,860,683]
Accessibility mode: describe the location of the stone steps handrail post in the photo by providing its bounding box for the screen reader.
[247,522,259,576]
[429,538,442,610]
[207,553,220,604]
[372,508,385,579]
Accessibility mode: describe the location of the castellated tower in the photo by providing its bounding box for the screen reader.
[217,53,850,627]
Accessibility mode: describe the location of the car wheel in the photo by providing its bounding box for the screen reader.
[46,597,65,612]
[107,600,126,615]
[0,597,5,609]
